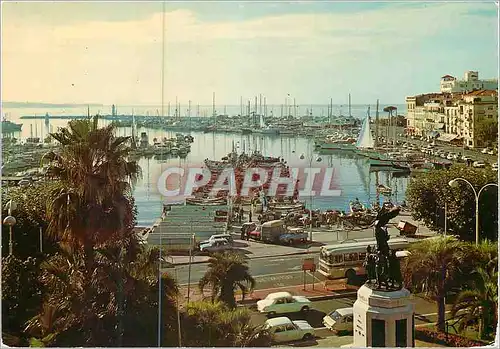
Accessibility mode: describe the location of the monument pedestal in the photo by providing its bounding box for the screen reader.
[353,284,415,347]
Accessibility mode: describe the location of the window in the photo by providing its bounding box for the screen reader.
[331,254,343,264]
[395,319,407,347]
[359,252,367,260]
[286,298,295,303]
[276,299,285,304]
[274,326,284,333]
[344,253,358,262]
[285,324,295,331]
[371,319,385,347]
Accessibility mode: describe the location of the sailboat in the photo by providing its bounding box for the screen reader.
[355,105,409,171]
[255,113,279,135]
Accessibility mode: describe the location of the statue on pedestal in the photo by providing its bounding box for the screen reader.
[364,205,403,291]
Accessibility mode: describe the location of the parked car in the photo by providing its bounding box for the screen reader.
[481,148,490,154]
[447,153,455,160]
[200,233,233,246]
[492,163,498,170]
[257,292,312,315]
[440,152,449,159]
[323,307,354,333]
[199,238,233,253]
[488,149,495,155]
[264,317,315,343]
[473,161,486,168]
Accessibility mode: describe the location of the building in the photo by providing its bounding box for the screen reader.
[406,90,498,148]
[440,71,498,93]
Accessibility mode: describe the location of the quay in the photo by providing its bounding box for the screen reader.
[147,204,228,249]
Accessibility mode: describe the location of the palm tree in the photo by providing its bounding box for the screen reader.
[199,252,256,309]
[402,235,469,331]
[451,267,498,339]
[41,115,140,270]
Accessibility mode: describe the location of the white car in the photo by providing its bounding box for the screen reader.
[323,307,354,333]
[488,149,495,155]
[200,233,233,245]
[447,153,455,160]
[199,238,233,253]
[257,292,312,315]
[473,161,486,168]
[492,163,498,170]
[264,317,315,343]
[482,148,489,154]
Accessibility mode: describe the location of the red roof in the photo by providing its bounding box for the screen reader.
[463,89,498,97]
[441,74,455,79]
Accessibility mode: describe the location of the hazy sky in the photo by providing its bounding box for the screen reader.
[2,1,498,105]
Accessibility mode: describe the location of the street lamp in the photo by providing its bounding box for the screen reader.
[3,216,16,256]
[3,200,17,255]
[302,153,322,242]
[448,178,498,245]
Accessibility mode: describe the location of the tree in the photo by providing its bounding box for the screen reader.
[451,267,498,339]
[402,236,470,332]
[475,119,498,147]
[1,181,61,259]
[199,252,256,309]
[182,301,272,347]
[406,165,498,242]
[1,256,43,346]
[40,115,140,272]
[24,246,180,347]
[21,117,183,346]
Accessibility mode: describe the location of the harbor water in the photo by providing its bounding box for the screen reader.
[2,104,409,227]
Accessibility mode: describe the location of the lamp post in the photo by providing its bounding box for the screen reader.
[301,152,322,242]
[448,178,498,245]
[3,199,17,255]
[3,215,16,256]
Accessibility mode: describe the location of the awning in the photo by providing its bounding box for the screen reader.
[434,123,445,130]
[438,133,458,142]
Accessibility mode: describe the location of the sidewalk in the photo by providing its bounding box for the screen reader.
[177,278,358,307]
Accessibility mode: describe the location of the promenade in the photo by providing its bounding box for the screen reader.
[169,212,435,265]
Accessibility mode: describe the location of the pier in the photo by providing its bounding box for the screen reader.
[148,204,228,251]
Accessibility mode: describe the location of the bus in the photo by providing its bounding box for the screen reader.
[318,238,411,279]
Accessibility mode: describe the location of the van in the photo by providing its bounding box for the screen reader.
[323,307,353,333]
[261,220,287,243]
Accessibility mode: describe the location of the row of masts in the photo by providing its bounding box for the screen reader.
[156,92,353,120]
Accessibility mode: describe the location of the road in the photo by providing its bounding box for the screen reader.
[248,297,457,347]
[385,126,497,163]
[174,254,325,287]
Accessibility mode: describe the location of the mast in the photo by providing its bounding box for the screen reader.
[175,96,178,119]
[188,100,192,130]
[240,96,243,116]
[259,94,262,116]
[375,100,379,148]
[348,93,352,117]
[247,99,250,118]
[212,92,216,121]
[254,96,258,126]
[197,104,200,117]
[264,96,267,117]
[168,102,171,117]
[281,104,283,118]
[293,98,296,118]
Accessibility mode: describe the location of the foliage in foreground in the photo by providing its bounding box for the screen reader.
[406,165,498,242]
[403,236,498,337]
[182,301,273,347]
[199,252,256,309]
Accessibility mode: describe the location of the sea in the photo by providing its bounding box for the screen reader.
[2,104,409,227]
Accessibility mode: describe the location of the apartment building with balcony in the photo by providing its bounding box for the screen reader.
[406,71,498,147]
[406,90,497,147]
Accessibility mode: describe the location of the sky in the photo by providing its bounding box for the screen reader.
[1,1,498,106]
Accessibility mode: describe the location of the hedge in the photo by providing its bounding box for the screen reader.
[415,327,487,347]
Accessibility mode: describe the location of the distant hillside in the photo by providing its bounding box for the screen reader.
[2,101,104,108]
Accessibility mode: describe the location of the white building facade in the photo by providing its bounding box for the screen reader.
[440,71,498,93]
